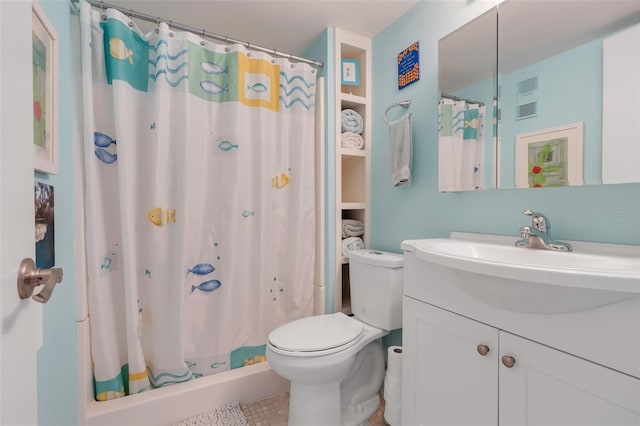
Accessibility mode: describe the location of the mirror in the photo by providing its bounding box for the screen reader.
[438,7,497,191]
[438,0,640,191]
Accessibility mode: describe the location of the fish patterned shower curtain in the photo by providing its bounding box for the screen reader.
[438,98,486,191]
[79,1,315,400]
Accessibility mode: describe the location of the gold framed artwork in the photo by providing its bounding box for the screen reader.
[515,122,584,188]
[32,1,58,174]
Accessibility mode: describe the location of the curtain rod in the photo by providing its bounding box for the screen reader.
[440,93,485,107]
[75,0,324,68]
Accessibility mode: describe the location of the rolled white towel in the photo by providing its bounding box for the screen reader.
[342,236,364,257]
[342,219,364,238]
[341,132,364,150]
[341,109,364,134]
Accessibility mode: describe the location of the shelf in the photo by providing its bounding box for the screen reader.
[335,29,370,315]
[340,93,367,108]
[341,155,365,203]
[341,202,366,210]
[341,148,366,157]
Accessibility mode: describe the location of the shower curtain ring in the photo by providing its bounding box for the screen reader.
[168,20,174,37]
[200,29,206,46]
[128,9,134,27]
[100,1,107,20]
[155,17,160,33]
[271,49,277,63]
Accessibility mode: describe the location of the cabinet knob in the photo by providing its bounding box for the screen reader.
[501,355,516,368]
[476,344,490,356]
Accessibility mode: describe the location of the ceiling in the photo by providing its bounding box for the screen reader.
[104,0,419,61]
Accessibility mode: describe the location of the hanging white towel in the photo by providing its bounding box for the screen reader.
[388,112,413,186]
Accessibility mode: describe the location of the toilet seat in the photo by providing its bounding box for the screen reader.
[268,313,364,357]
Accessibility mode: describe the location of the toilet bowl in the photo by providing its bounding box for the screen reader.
[266,250,403,426]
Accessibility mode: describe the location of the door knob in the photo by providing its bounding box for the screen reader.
[501,355,516,368]
[17,258,63,303]
[476,344,490,356]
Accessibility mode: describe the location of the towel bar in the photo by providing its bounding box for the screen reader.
[384,100,411,125]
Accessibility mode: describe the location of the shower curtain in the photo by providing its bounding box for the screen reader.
[79,2,316,400]
[438,98,486,191]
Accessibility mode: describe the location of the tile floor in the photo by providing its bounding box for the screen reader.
[240,392,386,426]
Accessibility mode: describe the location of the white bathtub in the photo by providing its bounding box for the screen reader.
[77,319,290,426]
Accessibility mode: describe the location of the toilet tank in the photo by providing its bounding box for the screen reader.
[348,250,404,330]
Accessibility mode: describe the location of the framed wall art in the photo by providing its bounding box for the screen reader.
[32,1,59,174]
[398,41,419,90]
[341,58,360,86]
[515,122,584,188]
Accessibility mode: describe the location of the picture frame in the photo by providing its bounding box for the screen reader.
[341,58,360,86]
[32,1,59,175]
[515,122,584,188]
[398,41,420,90]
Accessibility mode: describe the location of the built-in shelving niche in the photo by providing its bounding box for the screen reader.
[340,43,367,98]
[334,29,370,315]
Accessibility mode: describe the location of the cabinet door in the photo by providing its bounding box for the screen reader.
[402,297,499,425]
[500,332,640,425]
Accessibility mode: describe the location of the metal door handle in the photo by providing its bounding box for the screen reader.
[501,355,516,368]
[17,258,63,303]
[476,344,490,356]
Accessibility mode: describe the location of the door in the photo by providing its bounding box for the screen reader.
[1,1,40,424]
[500,331,640,425]
[402,297,499,425]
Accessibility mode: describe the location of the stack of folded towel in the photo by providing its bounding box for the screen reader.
[341,109,364,150]
[341,219,365,257]
[342,219,364,238]
[342,236,364,257]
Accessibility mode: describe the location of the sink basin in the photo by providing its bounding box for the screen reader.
[402,234,640,313]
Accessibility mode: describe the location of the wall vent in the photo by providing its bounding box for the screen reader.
[517,77,538,95]
[518,102,537,119]
[516,76,538,120]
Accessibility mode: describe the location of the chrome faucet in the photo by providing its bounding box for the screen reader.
[515,209,572,251]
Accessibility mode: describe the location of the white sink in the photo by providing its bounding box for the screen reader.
[402,233,640,313]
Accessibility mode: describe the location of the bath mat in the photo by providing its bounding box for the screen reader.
[173,402,249,426]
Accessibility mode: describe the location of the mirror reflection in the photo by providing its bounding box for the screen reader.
[438,7,497,192]
[438,0,640,191]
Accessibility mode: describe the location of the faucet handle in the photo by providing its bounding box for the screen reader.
[522,209,549,233]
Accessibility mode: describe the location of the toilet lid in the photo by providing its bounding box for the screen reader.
[268,313,364,353]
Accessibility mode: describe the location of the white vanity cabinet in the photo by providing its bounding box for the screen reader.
[403,297,640,425]
[401,236,640,426]
[500,332,640,425]
[403,297,498,425]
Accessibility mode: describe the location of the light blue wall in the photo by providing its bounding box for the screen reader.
[371,1,640,254]
[35,1,78,424]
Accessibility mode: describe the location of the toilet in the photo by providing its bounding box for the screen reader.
[266,249,403,426]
